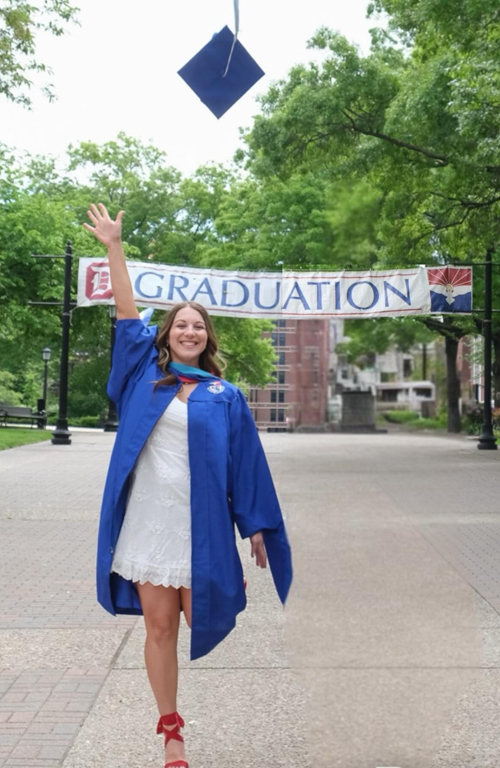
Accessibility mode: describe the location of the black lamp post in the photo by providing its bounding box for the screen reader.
[51,241,73,445]
[478,248,498,450]
[104,304,119,432]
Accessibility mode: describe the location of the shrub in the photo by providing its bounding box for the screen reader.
[463,406,500,435]
[410,416,447,430]
[69,415,103,428]
[383,410,448,430]
[383,410,420,423]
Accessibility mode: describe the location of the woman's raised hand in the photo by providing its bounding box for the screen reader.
[83,203,124,248]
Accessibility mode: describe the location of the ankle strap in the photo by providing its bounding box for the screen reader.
[157,712,184,730]
[157,712,185,745]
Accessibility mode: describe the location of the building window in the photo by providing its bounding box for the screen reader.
[278,391,285,403]
[278,409,285,422]
[270,409,276,422]
[278,370,285,384]
[415,388,432,398]
[271,332,277,346]
[249,390,254,402]
[381,390,398,402]
[278,352,285,365]
[279,333,286,346]
[270,391,277,403]
[278,319,286,327]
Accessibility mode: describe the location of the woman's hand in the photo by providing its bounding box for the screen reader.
[250,532,267,568]
[83,203,124,248]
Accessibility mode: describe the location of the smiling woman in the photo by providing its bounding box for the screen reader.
[169,308,207,364]
[154,302,223,391]
[83,204,293,768]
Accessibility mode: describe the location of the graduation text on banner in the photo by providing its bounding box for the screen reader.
[77,259,473,319]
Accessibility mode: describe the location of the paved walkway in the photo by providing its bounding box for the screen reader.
[0,430,499,768]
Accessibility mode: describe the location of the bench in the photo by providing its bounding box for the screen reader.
[0,403,46,428]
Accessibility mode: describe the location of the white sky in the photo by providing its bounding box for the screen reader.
[1,0,377,176]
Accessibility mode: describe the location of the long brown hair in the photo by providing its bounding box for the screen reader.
[154,301,225,388]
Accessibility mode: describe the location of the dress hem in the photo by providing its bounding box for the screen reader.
[111,560,192,590]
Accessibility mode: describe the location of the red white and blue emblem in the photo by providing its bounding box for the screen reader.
[208,381,225,394]
[427,267,472,313]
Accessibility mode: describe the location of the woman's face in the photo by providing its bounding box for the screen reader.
[167,306,208,367]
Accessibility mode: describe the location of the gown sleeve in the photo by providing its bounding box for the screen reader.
[228,388,293,604]
[107,319,158,405]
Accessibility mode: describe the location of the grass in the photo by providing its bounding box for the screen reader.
[0,427,52,451]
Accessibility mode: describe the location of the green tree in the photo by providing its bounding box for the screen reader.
[0,369,22,404]
[0,138,281,415]
[68,134,184,257]
[193,172,333,271]
[67,135,279,399]
[0,147,85,410]
[0,0,78,107]
[212,316,275,388]
[243,9,500,430]
[338,317,435,367]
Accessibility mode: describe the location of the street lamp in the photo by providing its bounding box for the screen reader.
[104,304,119,432]
[39,347,51,428]
[42,346,51,403]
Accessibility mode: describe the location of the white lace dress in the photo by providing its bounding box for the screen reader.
[111,396,192,589]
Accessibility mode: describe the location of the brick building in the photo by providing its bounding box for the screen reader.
[248,319,330,431]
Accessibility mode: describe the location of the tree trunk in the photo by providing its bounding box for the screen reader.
[420,316,467,432]
[445,335,461,432]
[492,330,500,407]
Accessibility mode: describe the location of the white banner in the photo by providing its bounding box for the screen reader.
[77,259,472,319]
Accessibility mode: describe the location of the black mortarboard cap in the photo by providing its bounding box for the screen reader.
[178,25,265,119]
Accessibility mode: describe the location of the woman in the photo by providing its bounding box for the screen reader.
[84,203,293,768]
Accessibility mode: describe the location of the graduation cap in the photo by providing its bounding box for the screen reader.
[178,2,265,118]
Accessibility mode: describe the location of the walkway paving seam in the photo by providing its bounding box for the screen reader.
[3,429,500,767]
[419,521,500,618]
[0,434,138,767]
[0,668,110,767]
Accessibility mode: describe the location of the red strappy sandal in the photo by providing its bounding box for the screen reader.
[156,711,188,768]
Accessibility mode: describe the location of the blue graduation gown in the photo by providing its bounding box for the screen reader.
[96,318,293,660]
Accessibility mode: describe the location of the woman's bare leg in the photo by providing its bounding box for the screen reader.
[136,582,186,765]
[179,587,192,628]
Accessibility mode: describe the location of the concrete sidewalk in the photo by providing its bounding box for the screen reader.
[0,431,499,768]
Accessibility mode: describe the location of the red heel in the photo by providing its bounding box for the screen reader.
[156,712,188,768]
